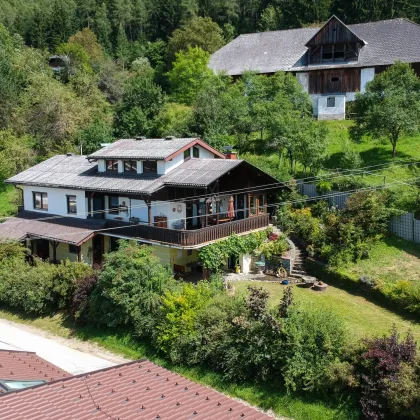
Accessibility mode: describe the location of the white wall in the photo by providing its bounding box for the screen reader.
[196,145,215,159]
[164,153,185,174]
[315,95,346,120]
[22,186,87,219]
[98,160,106,172]
[360,67,375,93]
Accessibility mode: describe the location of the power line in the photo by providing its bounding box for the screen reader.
[2,176,418,243]
[2,158,419,226]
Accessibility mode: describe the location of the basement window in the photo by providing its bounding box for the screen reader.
[327,97,336,108]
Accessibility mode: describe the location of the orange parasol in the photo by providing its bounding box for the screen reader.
[227,196,235,219]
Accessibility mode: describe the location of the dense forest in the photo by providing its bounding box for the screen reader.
[1,0,420,182]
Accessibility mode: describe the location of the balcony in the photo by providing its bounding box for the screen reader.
[107,214,270,247]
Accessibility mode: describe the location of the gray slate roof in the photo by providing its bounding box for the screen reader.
[6,155,243,195]
[209,18,420,75]
[87,138,198,160]
[0,211,106,245]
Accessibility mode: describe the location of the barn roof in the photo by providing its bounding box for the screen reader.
[0,359,273,419]
[209,18,420,74]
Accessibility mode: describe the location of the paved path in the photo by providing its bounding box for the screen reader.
[0,318,127,375]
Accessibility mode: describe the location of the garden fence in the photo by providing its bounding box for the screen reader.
[296,181,420,244]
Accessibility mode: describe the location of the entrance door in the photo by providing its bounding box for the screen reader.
[92,197,105,219]
[92,235,104,265]
[35,239,50,260]
[186,202,200,229]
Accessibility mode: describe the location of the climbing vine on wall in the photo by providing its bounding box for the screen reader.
[198,229,279,271]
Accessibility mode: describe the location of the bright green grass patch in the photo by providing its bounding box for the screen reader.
[0,184,19,217]
[232,280,420,344]
[0,308,359,420]
[337,236,420,285]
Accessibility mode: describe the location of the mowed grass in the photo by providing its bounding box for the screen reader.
[338,236,420,285]
[0,307,359,420]
[232,280,420,344]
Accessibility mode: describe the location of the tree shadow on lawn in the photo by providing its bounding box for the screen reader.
[324,147,413,170]
[305,258,420,325]
[382,235,420,259]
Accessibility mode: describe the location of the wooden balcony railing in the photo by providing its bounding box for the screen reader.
[109,214,270,246]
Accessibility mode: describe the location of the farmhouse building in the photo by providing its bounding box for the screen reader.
[0,137,283,277]
[209,16,420,120]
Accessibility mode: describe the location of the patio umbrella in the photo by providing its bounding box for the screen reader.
[227,196,235,219]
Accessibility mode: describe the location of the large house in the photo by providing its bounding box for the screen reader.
[0,137,283,277]
[209,16,420,120]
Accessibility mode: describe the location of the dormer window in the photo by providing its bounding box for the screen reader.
[106,160,118,171]
[184,148,191,159]
[143,160,157,174]
[124,160,137,173]
[193,146,199,158]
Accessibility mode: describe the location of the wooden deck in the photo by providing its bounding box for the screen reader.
[108,214,269,247]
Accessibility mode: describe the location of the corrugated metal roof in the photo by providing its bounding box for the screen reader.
[209,18,420,75]
[0,211,106,245]
[0,359,273,419]
[6,155,244,195]
[88,138,198,160]
[0,350,69,389]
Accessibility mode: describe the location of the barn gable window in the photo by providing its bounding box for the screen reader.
[306,16,364,65]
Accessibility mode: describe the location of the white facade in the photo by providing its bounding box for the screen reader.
[22,185,87,219]
[97,144,217,175]
[297,67,376,120]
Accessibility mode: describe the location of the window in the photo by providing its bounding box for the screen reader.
[248,194,266,217]
[68,244,78,254]
[327,97,336,108]
[184,148,191,159]
[33,192,48,210]
[322,45,333,61]
[193,146,199,158]
[0,380,46,392]
[67,195,77,214]
[143,160,157,174]
[106,160,118,171]
[124,160,137,173]
[331,77,340,82]
[109,196,119,214]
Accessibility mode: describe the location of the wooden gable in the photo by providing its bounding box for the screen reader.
[306,15,364,47]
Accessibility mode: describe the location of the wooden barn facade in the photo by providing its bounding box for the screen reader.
[210,16,420,120]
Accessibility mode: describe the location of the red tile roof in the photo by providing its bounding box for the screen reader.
[0,359,273,419]
[0,350,69,391]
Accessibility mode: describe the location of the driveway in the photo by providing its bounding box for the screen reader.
[0,318,128,374]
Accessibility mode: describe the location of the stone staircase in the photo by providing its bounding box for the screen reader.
[288,242,317,284]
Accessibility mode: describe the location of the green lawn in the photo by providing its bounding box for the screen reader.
[232,280,420,344]
[0,184,19,217]
[337,236,420,285]
[0,307,358,420]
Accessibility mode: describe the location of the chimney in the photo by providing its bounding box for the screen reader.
[66,153,74,157]
[135,136,146,141]
[222,146,237,160]
[165,136,175,141]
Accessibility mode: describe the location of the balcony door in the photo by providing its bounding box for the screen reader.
[248,194,266,217]
[92,197,105,219]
